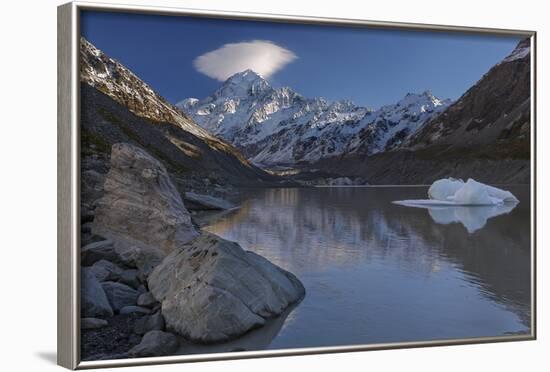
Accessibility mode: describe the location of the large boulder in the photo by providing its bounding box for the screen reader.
[81,268,113,318]
[102,281,139,313]
[93,143,199,257]
[128,330,179,357]
[148,232,305,343]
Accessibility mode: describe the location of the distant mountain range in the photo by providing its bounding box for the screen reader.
[80,36,531,185]
[178,71,451,166]
[317,38,531,184]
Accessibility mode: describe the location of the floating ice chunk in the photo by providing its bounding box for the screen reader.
[451,179,499,205]
[428,178,464,201]
[483,184,519,203]
[422,178,518,206]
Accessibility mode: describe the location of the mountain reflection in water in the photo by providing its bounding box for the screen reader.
[195,186,530,352]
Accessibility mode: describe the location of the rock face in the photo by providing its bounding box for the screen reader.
[407,38,531,152]
[80,38,277,188]
[93,143,199,255]
[148,232,305,343]
[81,268,114,318]
[128,331,179,357]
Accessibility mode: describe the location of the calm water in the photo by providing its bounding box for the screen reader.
[185,186,531,353]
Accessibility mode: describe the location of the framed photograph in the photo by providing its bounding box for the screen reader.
[57,1,536,369]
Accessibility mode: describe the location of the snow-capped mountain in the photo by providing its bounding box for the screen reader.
[81,38,216,141]
[80,37,279,186]
[344,91,452,155]
[317,38,531,185]
[178,70,450,166]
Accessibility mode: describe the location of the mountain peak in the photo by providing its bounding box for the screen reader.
[80,37,216,141]
[397,90,447,108]
[215,69,272,99]
[231,68,263,79]
[503,38,530,63]
[225,69,268,86]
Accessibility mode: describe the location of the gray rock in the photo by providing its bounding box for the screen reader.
[81,240,120,266]
[81,233,105,248]
[112,241,164,279]
[118,269,140,289]
[133,312,165,335]
[81,268,113,318]
[137,292,157,308]
[119,306,151,315]
[81,317,108,330]
[183,192,236,211]
[93,143,199,256]
[148,232,305,343]
[101,281,139,313]
[128,331,179,358]
[136,285,147,294]
[90,259,123,282]
[128,334,142,345]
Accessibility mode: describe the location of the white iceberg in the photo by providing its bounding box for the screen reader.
[398,178,519,206]
[393,178,519,233]
[428,178,465,201]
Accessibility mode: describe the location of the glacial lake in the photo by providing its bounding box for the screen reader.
[183,186,531,354]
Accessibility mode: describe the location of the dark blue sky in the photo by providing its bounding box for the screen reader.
[81,10,520,108]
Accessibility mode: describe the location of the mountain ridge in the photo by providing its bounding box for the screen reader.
[79,37,280,190]
[178,70,451,166]
[80,38,256,168]
[316,38,531,185]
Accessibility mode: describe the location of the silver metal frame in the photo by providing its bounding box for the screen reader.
[57,1,537,369]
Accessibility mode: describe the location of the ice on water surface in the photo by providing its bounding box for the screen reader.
[398,178,518,206]
[394,178,519,233]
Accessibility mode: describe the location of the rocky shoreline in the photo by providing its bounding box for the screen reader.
[80,143,305,361]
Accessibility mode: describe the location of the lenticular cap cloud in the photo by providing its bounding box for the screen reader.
[194,40,297,81]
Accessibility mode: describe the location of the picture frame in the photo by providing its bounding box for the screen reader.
[58,1,537,369]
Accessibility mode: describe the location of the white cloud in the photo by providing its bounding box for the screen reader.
[193,40,297,81]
